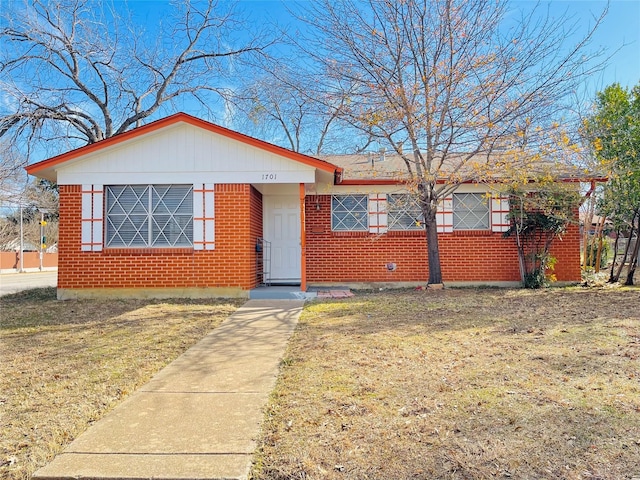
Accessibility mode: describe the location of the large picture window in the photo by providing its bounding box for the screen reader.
[331,194,368,231]
[453,193,489,230]
[388,194,424,230]
[106,185,193,247]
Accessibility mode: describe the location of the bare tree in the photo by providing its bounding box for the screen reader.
[0,141,27,198]
[0,177,59,252]
[0,0,270,161]
[297,0,606,284]
[0,213,59,253]
[231,68,369,155]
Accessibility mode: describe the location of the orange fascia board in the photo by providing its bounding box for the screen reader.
[338,177,608,186]
[338,179,408,185]
[26,112,340,177]
[560,177,608,183]
[338,178,484,185]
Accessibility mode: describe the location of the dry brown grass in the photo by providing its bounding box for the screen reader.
[253,287,640,480]
[0,287,243,480]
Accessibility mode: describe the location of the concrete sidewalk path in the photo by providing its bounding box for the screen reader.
[33,299,304,480]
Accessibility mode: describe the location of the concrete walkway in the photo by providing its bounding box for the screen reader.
[33,299,304,480]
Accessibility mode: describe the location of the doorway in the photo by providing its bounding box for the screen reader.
[263,195,301,284]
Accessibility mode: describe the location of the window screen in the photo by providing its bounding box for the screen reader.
[453,193,489,230]
[331,194,368,231]
[388,194,424,230]
[106,185,193,247]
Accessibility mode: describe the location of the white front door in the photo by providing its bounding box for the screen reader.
[264,195,301,284]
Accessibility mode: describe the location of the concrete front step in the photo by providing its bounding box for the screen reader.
[248,286,314,299]
[249,286,355,300]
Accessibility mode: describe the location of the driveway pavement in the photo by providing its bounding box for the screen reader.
[0,271,57,296]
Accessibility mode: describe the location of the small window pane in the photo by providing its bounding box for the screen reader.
[388,194,424,230]
[106,185,193,247]
[453,193,489,230]
[332,194,368,231]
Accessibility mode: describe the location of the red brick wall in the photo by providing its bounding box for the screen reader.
[57,184,260,291]
[549,210,582,282]
[56,186,581,292]
[249,186,263,287]
[305,195,581,284]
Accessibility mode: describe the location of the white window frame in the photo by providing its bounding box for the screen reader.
[105,184,193,247]
[453,193,490,230]
[331,194,369,231]
[388,194,424,231]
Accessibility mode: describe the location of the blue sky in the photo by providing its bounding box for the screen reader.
[1,0,637,206]
[540,0,639,93]
[2,0,638,165]
[125,0,639,97]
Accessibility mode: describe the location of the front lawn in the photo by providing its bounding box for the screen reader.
[2,286,638,480]
[0,288,243,480]
[253,287,640,480]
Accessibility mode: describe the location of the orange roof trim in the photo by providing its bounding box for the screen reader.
[26,112,342,177]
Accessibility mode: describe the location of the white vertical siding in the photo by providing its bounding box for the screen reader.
[56,124,316,185]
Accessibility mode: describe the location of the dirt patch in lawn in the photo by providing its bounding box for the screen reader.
[0,288,243,480]
[253,286,640,480]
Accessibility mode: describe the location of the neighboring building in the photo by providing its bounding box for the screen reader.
[1,239,40,252]
[26,113,582,299]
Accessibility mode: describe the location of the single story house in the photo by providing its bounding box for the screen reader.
[26,113,584,299]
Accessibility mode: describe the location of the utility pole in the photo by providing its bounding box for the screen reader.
[19,204,24,273]
[39,211,45,271]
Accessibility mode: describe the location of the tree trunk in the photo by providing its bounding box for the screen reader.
[625,255,638,285]
[613,228,633,282]
[609,228,622,282]
[514,227,526,284]
[594,214,606,272]
[624,213,640,286]
[582,195,595,271]
[424,215,443,285]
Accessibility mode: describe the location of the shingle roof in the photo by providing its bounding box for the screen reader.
[322,152,606,184]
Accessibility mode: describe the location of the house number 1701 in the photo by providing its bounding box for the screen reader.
[262,173,277,180]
